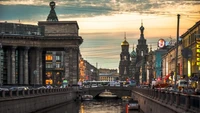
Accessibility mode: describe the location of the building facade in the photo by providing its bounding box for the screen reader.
[181,20,200,88]
[99,68,119,81]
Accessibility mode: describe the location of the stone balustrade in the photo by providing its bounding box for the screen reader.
[133,88,200,113]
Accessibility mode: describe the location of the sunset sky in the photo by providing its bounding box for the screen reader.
[0,0,200,70]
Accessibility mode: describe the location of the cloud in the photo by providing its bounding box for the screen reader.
[1,0,199,19]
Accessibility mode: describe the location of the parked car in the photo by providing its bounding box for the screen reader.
[181,88,195,95]
[0,87,9,91]
[9,86,29,91]
[127,99,140,111]
[91,84,98,88]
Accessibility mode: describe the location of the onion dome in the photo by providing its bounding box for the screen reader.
[121,32,129,46]
[130,45,137,57]
[121,40,129,46]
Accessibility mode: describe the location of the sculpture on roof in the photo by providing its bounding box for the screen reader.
[47,1,59,21]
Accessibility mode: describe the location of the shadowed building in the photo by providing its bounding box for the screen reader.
[0,1,83,86]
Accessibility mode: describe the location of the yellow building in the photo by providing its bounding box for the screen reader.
[181,20,200,88]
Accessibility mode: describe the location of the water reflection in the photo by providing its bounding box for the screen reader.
[36,99,142,113]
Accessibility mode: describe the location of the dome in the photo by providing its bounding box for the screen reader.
[121,40,129,46]
[130,50,137,57]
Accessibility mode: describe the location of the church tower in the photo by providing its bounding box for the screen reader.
[129,44,137,80]
[119,33,130,81]
[135,22,149,84]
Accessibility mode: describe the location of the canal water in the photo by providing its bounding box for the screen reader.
[35,98,142,113]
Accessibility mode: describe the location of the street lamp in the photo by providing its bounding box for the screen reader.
[90,69,94,81]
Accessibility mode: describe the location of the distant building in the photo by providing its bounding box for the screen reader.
[99,68,119,81]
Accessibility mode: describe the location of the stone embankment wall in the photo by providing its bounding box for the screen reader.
[0,88,78,113]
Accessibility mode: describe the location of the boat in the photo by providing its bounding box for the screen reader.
[99,89,117,98]
[81,95,93,101]
[121,96,131,101]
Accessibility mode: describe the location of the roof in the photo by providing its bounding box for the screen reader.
[130,50,137,57]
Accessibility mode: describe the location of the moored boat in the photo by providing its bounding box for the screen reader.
[121,96,131,101]
[81,95,93,101]
[99,89,117,98]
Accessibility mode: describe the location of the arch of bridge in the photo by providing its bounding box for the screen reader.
[85,86,132,98]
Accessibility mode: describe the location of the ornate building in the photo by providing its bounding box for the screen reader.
[119,33,130,80]
[135,22,149,84]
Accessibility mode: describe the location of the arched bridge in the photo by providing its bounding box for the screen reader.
[81,86,132,98]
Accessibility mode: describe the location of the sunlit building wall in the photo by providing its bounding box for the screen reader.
[181,20,200,88]
[162,44,183,84]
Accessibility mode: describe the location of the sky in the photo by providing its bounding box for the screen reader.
[0,0,200,70]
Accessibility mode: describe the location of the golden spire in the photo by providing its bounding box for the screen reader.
[121,32,129,46]
[141,19,143,26]
[124,32,126,40]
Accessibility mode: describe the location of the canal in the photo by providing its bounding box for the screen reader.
[35,98,143,113]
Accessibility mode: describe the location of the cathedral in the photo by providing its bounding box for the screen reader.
[119,22,148,84]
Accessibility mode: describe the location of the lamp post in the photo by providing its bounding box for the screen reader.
[174,14,180,89]
[90,69,93,81]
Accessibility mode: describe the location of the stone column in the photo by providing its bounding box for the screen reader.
[69,48,73,83]
[24,47,29,85]
[19,48,24,84]
[72,47,79,84]
[11,46,16,84]
[39,48,43,85]
[35,48,40,85]
[64,47,70,81]
[6,49,11,84]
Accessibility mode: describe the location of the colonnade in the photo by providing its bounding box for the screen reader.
[0,46,80,85]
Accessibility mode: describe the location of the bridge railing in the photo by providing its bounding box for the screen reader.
[0,87,77,99]
[133,88,200,113]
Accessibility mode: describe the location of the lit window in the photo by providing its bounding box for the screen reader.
[46,54,52,60]
[197,49,200,53]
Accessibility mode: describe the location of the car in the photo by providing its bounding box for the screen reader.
[91,84,98,88]
[0,87,9,91]
[127,99,140,111]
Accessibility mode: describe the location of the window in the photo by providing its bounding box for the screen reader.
[141,51,143,56]
[46,54,52,60]
[124,56,127,60]
[56,63,61,68]
[46,63,52,68]
[56,55,60,60]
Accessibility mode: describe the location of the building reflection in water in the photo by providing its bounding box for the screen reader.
[35,99,142,113]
